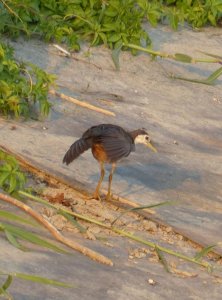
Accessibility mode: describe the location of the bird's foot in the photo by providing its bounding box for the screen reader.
[105,192,113,201]
[89,192,103,202]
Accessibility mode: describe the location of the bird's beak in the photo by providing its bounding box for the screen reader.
[146,141,157,153]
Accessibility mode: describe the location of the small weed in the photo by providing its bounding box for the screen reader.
[0,42,55,118]
[0,150,26,194]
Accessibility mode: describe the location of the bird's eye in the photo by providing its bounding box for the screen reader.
[145,136,150,141]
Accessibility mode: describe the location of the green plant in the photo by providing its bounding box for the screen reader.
[0,150,26,194]
[0,42,55,118]
[0,0,151,52]
[1,0,221,52]
[164,0,222,28]
[0,1,221,87]
[139,0,222,29]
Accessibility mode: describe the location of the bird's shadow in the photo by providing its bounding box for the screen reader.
[90,160,200,194]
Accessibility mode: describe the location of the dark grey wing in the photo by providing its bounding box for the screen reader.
[95,130,134,162]
[63,138,90,165]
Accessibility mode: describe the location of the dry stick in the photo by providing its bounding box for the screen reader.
[49,89,115,117]
[53,44,71,57]
[0,192,113,266]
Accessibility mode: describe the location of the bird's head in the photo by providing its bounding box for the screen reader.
[134,129,157,153]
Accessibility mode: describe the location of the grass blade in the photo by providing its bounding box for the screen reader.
[0,210,37,226]
[14,272,74,288]
[3,223,67,253]
[112,200,175,225]
[204,66,222,84]
[58,210,87,233]
[127,200,175,212]
[171,66,222,85]
[19,191,54,208]
[0,275,13,299]
[0,270,73,288]
[4,229,27,251]
[112,42,122,70]
[194,244,216,261]
[198,51,222,61]
[1,275,13,292]
[0,287,13,299]
[155,247,171,273]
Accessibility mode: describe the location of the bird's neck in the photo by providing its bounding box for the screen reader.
[129,129,142,141]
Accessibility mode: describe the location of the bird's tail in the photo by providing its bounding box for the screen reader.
[63,138,90,165]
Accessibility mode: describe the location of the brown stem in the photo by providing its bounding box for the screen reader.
[0,192,113,266]
[49,89,115,117]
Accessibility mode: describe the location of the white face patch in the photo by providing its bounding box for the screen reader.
[134,134,150,145]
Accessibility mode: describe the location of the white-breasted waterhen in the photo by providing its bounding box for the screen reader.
[63,124,157,200]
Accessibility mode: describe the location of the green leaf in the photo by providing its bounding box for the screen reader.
[205,66,222,84]
[127,200,175,212]
[174,53,193,63]
[4,229,27,251]
[8,176,17,194]
[208,13,217,26]
[170,67,222,85]
[108,33,121,43]
[111,42,123,70]
[198,51,222,61]
[1,275,13,292]
[59,210,86,233]
[99,32,107,45]
[0,45,5,59]
[0,275,13,299]
[0,270,73,288]
[0,210,36,226]
[0,172,9,186]
[14,272,74,288]
[3,223,67,253]
[112,200,175,225]
[194,245,216,261]
[0,80,11,98]
[155,247,170,273]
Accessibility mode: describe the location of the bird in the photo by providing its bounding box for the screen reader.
[63,124,157,201]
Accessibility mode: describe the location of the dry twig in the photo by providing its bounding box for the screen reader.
[0,192,113,266]
[49,89,115,117]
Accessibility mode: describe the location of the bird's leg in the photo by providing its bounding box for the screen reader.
[93,161,105,200]
[106,163,116,201]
